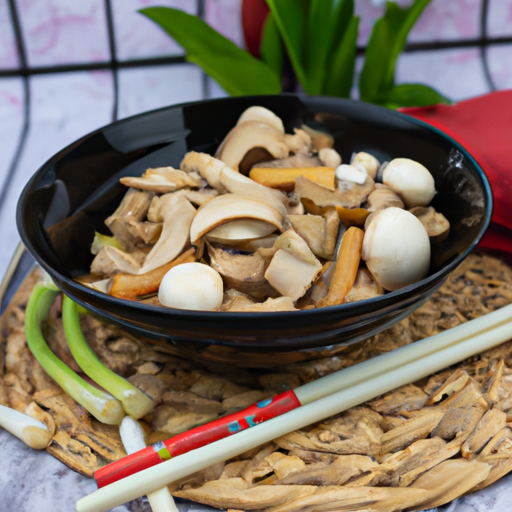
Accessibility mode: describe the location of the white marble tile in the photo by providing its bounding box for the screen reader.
[117,64,204,119]
[0,0,19,68]
[487,0,512,37]
[487,44,512,90]
[396,48,490,101]
[112,0,197,62]
[0,77,24,191]
[205,0,244,47]
[17,0,110,66]
[355,0,482,46]
[0,71,113,280]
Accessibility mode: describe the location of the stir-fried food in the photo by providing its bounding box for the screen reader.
[84,106,449,311]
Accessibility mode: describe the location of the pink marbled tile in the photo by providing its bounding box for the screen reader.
[487,44,512,90]
[487,0,512,37]
[396,48,490,101]
[117,64,203,119]
[0,78,24,188]
[112,0,197,62]
[18,0,110,66]
[205,0,244,48]
[356,0,481,46]
[0,1,19,68]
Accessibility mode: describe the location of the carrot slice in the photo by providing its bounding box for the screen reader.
[109,248,196,299]
[249,167,335,192]
[317,227,364,308]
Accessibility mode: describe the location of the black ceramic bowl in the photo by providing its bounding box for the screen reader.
[17,95,492,367]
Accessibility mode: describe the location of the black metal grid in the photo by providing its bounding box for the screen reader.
[1,0,509,216]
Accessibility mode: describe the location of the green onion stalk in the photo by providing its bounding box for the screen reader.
[25,282,124,425]
[61,295,155,419]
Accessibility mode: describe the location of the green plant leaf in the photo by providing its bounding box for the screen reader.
[323,15,359,97]
[381,83,451,108]
[265,0,308,90]
[139,7,281,96]
[260,12,284,80]
[359,0,431,103]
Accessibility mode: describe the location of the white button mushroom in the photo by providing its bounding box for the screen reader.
[382,158,436,208]
[158,263,224,311]
[361,207,430,291]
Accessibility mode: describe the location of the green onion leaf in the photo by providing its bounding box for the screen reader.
[25,283,124,425]
[359,0,432,104]
[139,7,281,96]
[260,12,284,81]
[62,295,155,419]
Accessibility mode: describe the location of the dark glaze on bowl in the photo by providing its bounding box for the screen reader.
[17,95,492,367]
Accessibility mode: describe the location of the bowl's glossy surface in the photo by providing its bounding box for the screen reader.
[17,95,492,367]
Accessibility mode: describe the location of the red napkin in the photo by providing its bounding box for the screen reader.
[401,90,512,253]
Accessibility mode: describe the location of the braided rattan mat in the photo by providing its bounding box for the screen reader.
[2,252,512,512]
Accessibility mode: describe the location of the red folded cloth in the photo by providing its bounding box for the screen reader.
[401,90,512,253]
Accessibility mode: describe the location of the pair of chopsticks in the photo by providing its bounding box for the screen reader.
[77,302,512,512]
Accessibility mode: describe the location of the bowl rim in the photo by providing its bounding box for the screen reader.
[17,94,493,322]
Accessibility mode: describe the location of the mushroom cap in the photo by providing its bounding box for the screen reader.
[158,262,223,311]
[382,158,436,208]
[361,207,430,291]
[236,106,285,133]
[216,121,288,172]
[189,193,284,244]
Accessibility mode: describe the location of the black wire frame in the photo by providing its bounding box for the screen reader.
[0,0,506,216]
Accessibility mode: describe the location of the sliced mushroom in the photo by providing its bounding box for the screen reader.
[219,165,289,220]
[409,206,450,243]
[190,193,284,244]
[284,129,313,155]
[300,124,334,150]
[139,197,196,274]
[337,174,375,207]
[207,244,278,299]
[290,208,339,260]
[148,189,218,217]
[105,188,154,251]
[254,154,322,169]
[344,268,384,303]
[90,246,141,278]
[215,121,288,173]
[236,106,285,133]
[265,230,322,301]
[351,152,380,180]
[366,184,405,212]
[295,175,374,209]
[227,296,298,312]
[319,148,341,168]
[126,220,162,245]
[180,151,227,191]
[120,167,201,193]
